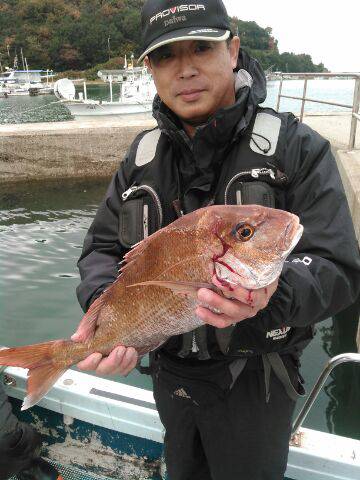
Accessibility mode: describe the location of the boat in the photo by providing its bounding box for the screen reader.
[55,68,156,117]
[0,68,56,96]
[1,351,359,480]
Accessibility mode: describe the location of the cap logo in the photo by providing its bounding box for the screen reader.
[150,4,205,24]
[188,28,219,34]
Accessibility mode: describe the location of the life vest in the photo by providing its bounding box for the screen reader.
[118,106,314,361]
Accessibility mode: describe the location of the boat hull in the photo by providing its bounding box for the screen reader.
[66,101,153,116]
[3,366,360,480]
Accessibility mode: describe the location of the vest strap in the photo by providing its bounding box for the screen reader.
[194,326,211,360]
[229,358,248,389]
[215,325,236,355]
[263,352,305,402]
[177,332,193,358]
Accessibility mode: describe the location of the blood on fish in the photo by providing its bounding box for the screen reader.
[247,290,253,305]
[216,259,236,274]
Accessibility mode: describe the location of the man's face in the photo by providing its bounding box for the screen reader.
[145,37,240,124]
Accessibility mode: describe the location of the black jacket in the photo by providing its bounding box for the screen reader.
[76,50,360,360]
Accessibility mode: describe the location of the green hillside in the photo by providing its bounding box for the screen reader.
[0,0,326,74]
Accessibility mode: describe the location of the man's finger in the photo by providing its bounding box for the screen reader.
[211,275,257,304]
[196,306,237,329]
[76,352,103,371]
[95,346,126,375]
[198,287,254,319]
[211,275,279,309]
[118,347,138,376]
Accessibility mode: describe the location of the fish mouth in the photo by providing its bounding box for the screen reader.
[214,258,259,289]
[277,219,303,255]
[214,261,242,287]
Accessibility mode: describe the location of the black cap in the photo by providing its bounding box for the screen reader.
[138,0,231,62]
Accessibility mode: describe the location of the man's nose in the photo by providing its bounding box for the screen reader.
[177,54,199,79]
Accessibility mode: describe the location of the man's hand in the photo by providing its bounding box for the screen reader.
[196,275,279,328]
[71,329,138,377]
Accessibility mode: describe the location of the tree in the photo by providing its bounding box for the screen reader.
[0,1,325,73]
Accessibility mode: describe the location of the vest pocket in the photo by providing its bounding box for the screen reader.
[119,184,163,248]
[225,178,276,207]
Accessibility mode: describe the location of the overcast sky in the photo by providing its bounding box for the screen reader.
[223,0,359,72]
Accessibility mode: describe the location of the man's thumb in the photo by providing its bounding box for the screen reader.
[71,332,83,342]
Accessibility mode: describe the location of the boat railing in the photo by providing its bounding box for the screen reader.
[275,72,360,150]
[291,352,360,437]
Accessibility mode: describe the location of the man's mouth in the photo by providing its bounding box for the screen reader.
[177,89,205,102]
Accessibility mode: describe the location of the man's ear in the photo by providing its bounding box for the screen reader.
[229,36,240,69]
[144,56,152,72]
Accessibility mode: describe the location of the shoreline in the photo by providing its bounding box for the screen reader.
[0,113,359,242]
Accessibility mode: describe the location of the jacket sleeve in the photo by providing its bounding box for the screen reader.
[254,117,360,329]
[76,162,129,312]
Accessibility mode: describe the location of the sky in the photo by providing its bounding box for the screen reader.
[223,0,359,72]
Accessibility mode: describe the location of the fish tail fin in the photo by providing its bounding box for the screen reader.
[0,340,73,410]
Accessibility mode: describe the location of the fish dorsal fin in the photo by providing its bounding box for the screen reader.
[118,212,208,284]
[121,234,157,271]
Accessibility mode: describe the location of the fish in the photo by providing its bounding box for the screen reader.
[0,205,303,410]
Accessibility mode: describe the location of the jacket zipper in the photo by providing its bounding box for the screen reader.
[224,168,276,205]
[122,184,163,228]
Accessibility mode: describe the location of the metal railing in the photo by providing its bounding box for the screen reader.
[291,352,360,436]
[275,72,360,150]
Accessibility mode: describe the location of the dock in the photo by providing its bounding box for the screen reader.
[0,115,155,182]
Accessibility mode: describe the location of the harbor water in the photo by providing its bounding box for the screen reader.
[0,79,357,124]
[0,179,359,440]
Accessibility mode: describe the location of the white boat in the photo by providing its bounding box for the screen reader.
[55,68,156,117]
[64,97,154,116]
[2,353,360,479]
[0,68,56,96]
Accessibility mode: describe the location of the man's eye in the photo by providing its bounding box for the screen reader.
[159,52,172,60]
[151,50,173,63]
[195,43,212,53]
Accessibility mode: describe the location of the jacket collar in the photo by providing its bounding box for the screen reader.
[151,50,267,200]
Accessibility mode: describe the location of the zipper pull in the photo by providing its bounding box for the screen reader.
[251,168,261,178]
[266,162,288,185]
[122,185,137,201]
[191,332,199,353]
[251,168,276,180]
[172,199,184,218]
[268,168,276,180]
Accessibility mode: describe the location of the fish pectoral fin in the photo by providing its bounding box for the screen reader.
[127,280,218,299]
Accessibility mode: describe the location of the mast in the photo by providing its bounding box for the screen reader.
[24,57,30,84]
[20,48,25,70]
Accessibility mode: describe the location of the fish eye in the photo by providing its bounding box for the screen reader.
[233,223,255,242]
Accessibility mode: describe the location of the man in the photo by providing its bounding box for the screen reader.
[73,0,360,479]
[0,380,61,480]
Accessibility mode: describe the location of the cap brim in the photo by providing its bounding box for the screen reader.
[138,28,230,63]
